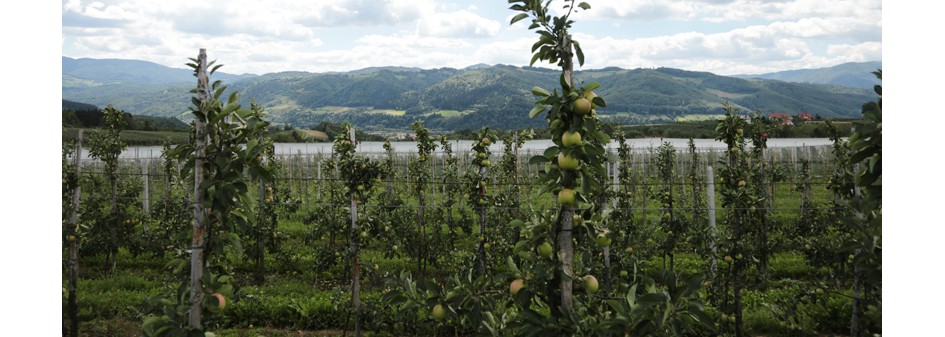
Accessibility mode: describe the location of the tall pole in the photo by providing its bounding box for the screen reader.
[189,48,209,330]
[706,166,718,279]
[349,128,362,337]
[67,130,83,337]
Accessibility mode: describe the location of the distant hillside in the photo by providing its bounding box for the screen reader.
[62,58,876,132]
[63,99,98,111]
[62,100,188,131]
[62,56,256,87]
[734,61,882,89]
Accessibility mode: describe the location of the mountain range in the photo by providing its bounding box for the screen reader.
[62,57,880,131]
[733,61,882,89]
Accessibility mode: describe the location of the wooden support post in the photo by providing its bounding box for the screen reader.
[67,130,83,337]
[141,159,150,229]
[706,166,718,279]
[349,128,362,337]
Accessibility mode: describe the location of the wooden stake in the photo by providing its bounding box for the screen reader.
[706,166,718,279]
[349,128,362,337]
[67,130,83,337]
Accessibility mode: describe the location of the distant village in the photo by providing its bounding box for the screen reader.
[743,112,819,126]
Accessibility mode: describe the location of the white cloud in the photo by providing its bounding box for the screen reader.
[61,0,882,75]
[294,0,433,27]
[589,0,697,21]
[417,10,501,38]
[569,15,880,75]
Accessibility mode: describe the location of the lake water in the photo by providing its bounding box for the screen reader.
[83,138,837,160]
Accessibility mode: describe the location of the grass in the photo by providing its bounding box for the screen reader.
[675,114,725,122]
[372,109,406,116]
[63,127,189,146]
[64,147,862,337]
[415,109,470,118]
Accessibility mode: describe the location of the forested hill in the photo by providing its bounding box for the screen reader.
[62,58,876,132]
[733,61,882,89]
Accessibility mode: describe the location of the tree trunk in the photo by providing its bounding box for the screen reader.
[558,33,575,313]
[188,48,209,330]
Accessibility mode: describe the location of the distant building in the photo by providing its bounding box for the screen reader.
[767,113,794,126]
[797,113,813,120]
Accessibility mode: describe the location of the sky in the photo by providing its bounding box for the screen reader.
[60,0,882,76]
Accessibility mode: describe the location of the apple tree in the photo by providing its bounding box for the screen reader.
[141,51,272,335]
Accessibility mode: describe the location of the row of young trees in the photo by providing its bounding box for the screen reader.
[62,4,880,336]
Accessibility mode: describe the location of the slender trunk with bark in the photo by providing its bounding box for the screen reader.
[557,33,575,313]
[188,48,209,330]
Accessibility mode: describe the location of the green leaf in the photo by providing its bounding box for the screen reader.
[530,52,543,66]
[506,256,524,277]
[578,2,591,10]
[529,106,546,118]
[529,155,550,164]
[510,13,529,25]
[574,40,585,66]
[591,96,607,107]
[559,73,571,91]
[594,131,611,144]
[532,86,551,97]
[584,82,600,92]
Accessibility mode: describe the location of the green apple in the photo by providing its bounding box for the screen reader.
[207,293,226,313]
[584,275,599,294]
[572,214,584,227]
[558,188,576,206]
[594,234,611,248]
[571,98,591,116]
[561,131,582,147]
[557,153,580,170]
[431,304,446,320]
[510,279,525,295]
[538,242,553,258]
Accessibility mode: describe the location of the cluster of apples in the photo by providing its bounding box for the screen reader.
[556,91,597,207]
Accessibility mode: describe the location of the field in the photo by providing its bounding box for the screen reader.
[62,134,878,337]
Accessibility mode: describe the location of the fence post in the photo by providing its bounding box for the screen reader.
[67,130,83,337]
[141,159,150,229]
[348,128,363,337]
